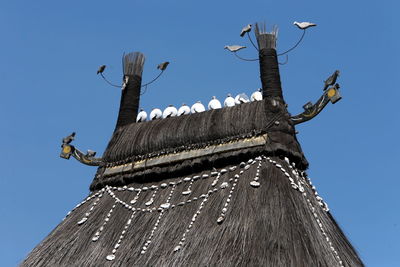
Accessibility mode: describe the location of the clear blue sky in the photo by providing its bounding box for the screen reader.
[1,0,398,266]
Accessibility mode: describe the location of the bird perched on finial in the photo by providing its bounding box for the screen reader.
[157,62,170,71]
[178,103,191,116]
[251,89,263,101]
[224,45,246,52]
[97,65,106,74]
[323,70,340,91]
[191,101,206,113]
[293,21,317,30]
[136,108,148,122]
[163,105,178,118]
[235,93,250,104]
[224,94,235,107]
[62,132,76,145]
[240,24,252,37]
[150,108,162,120]
[208,96,222,110]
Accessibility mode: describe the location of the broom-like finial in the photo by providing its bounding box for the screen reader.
[123,52,145,77]
[254,22,278,50]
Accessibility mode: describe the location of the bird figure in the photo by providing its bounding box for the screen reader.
[208,96,222,110]
[224,94,236,107]
[136,108,148,122]
[250,89,263,101]
[97,65,106,74]
[224,45,246,52]
[162,104,178,118]
[177,103,191,116]
[191,101,206,113]
[240,24,252,37]
[157,62,170,71]
[62,132,76,145]
[293,21,317,30]
[86,150,97,158]
[149,108,162,120]
[235,93,250,104]
[323,70,340,91]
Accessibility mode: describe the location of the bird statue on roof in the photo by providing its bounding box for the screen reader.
[62,132,76,145]
[224,45,246,52]
[293,21,317,30]
[97,65,106,75]
[323,70,340,91]
[240,24,252,37]
[224,94,235,107]
[177,103,191,116]
[235,93,250,104]
[191,101,206,113]
[163,105,178,118]
[157,62,170,71]
[208,96,222,110]
[136,108,148,122]
[250,89,263,101]
[150,108,162,120]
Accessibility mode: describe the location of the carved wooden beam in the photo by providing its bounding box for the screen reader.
[290,83,342,125]
[60,133,103,166]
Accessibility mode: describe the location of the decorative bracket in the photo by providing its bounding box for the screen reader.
[60,132,103,166]
[290,83,342,125]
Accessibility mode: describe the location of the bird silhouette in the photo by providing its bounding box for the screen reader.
[251,89,263,101]
[62,132,75,145]
[224,45,246,52]
[224,94,236,107]
[293,21,317,30]
[323,70,340,91]
[157,62,170,71]
[240,24,252,37]
[178,103,191,116]
[163,105,178,118]
[208,96,222,110]
[150,108,162,120]
[136,108,148,122]
[97,65,106,74]
[191,101,206,113]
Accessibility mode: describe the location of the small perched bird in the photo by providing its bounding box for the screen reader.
[323,70,340,91]
[191,101,206,113]
[150,108,162,120]
[136,108,148,122]
[293,21,317,30]
[177,103,191,116]
[240,24,252,37]
[224,45,246,52]
[208,96,222,110]
[162,104,178,118]
[235,93,250,104]
[97,65,106,74]
[157,62,170,71]
[62,132,75,145]
[86,150,97,157]
[250,89,263,101]
[224,94,235,107]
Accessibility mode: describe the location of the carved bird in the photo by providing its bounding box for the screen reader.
[208,96,222,110]
[163,105,178,118]
[235,93,250,104]
[191,101,206,113]
[178,103,191,116]
[62,132,75,145]
[224,94,236,107]
[323,70,340,91]
[240,24,252,37]
[150,108,162,120]
[251,89,263,101]
[293,21,317,30]
[86,150,97,157]
[136,108,148,122]
[224,45,246,52]
[97,65,106,74]
[157,62,170,71]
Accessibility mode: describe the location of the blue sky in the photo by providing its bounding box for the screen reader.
[0,0,398,266]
